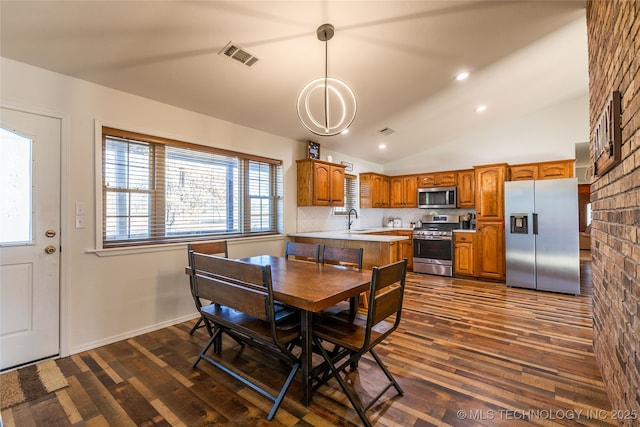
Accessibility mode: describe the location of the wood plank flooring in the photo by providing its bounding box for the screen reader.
[2,253,614,426]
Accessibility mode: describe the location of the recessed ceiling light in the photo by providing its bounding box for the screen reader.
[378,143,387,150]
[341,129,349,135]
[455,71,470,81]
[474,105,487,113]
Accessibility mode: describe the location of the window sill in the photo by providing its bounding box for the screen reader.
[87,234,285,257]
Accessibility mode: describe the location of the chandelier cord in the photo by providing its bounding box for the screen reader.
[324,37,329,131]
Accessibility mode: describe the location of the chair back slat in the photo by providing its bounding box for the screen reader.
[188,240,228,258]
[190,252,270,321]
[366,259,407,339]
[285,241,320,263]
[322,246,363,271]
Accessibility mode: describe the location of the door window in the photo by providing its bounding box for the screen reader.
[0,128,32,245]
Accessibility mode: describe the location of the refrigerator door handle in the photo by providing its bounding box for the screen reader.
[532,213,538,235]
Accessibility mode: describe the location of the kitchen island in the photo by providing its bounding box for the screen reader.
[288,227,412,270]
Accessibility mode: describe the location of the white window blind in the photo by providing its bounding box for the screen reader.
[334,174,358,215]
[102,127,282,247]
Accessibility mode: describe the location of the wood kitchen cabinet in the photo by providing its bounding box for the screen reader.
[476,221,505,280]
[366,229,413,271]
[510,159,575,181]
[417,171,457,188]
[457,169,475,208]
[474,163,507,281]
[397,230,413,270]
[297,159,345,207]
[538,159,574,179]
[390,175,417,208]
[359,173,390,208]
[510,164,539,181]
[454,231,476,277]
[474,163,509,221]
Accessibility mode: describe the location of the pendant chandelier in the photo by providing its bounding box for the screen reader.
[296,23,357,136]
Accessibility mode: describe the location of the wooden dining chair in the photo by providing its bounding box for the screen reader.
[187,240,228,336]
[311,258,408,427]
[189,252,301,420]
[284,241,320,263]
[321,245,363,270]
[321,245,364,317]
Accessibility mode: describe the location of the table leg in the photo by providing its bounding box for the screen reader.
[301,310,313,406]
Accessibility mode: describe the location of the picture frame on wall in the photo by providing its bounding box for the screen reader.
[307,141,320,159]
[593,91,622,177]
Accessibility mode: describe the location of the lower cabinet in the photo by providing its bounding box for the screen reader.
[453,232,476,277]
[291,236,401,271]
[476,221,505,280]
[368,230,413,271]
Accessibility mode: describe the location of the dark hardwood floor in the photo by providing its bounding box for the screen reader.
[2,252,614,426]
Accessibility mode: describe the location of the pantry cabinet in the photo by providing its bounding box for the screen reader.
[453,232,476,277]
[359,173,390,208]
[474,163,509,221]
[297,159,345,207]
[476,221,505,280]
[390,175,418,208]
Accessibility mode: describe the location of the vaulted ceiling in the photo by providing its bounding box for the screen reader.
[1,1,589,166]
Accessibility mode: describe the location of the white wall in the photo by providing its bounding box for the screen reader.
[383,94,589,175]
[1,58,305,355]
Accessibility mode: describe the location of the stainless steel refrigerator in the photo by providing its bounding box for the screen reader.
[504,178,580,295]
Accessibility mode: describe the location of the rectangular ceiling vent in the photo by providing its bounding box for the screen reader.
[219,42,259,67]
[378,127,396,136]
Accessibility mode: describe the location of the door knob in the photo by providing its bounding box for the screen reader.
[44,245,57,254]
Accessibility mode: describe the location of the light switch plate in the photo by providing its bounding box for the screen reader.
[75,215,86,229]
[75,201,86,216]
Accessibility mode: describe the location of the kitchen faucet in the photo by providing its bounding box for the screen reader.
[347,208,358,230]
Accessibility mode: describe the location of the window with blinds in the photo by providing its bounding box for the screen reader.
[334,174,358,215]
[102,127,282,248]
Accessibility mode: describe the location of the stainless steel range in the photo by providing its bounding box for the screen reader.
[413,214,459,277]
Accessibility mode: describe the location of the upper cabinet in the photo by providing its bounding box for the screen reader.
[474,163,509,221]
[390,175,418,208]
[457,169,475,208]
[510,159,574,181]
[417,171,457,188]
[538,159,574,179]
[297,159,345,207]
[360,173,390,208]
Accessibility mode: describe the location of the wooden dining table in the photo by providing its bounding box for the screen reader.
[238,255,371,406]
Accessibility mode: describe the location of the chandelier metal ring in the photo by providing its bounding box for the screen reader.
[296,24,357,136]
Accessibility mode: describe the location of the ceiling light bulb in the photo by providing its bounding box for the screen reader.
[378,143,387,150]
[475,105,487,113]
[455,71,470,81]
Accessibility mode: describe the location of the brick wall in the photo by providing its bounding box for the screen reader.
[587,0,640,419]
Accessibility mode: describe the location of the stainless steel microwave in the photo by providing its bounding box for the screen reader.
[417,187,457,209]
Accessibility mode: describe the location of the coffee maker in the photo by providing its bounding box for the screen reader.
[460,213,476,229]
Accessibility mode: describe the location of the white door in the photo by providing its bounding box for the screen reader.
[0,108,61,370]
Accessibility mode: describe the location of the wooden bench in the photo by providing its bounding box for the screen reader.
[188,251,301,420]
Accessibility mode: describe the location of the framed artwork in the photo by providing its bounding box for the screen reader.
[307,141,320,159]
[341,161,354,172]
[593,91,621,177]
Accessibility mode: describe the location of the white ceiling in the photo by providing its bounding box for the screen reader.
[0,1,589,166]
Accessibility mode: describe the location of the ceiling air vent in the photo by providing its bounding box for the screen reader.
[378,127,396,136]
[219,42,259,67]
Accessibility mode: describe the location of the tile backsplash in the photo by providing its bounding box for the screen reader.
[296,207,475,232]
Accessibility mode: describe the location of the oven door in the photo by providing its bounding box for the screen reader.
[413,237,453,261]
[413,237,454,276]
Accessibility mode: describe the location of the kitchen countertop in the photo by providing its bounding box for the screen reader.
[288,227,411,242]
[453,229,477,233]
